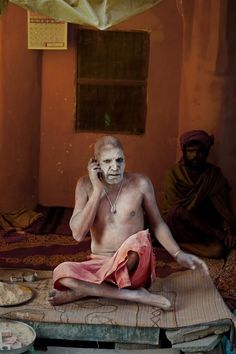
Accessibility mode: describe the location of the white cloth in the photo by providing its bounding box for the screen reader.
[10,0,163,29]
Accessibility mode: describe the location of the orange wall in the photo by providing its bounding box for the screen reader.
[0,5,42,211]
[1,1,236,213]
[178,0,236,212]
[38,0,183,207]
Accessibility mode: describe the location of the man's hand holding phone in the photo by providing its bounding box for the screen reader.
[88,158,104,193]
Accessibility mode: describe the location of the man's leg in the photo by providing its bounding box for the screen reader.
[49,251,171,310]
[126,251,139,273]
[48,277,171,310]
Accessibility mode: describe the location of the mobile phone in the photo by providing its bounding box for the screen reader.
[97,171,103,180]
[92,157,103,180]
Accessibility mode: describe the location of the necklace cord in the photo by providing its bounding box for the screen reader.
[104,180,124,214]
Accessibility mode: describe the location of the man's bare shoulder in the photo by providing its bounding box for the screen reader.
[76,175,92,193]
[126,172,152,190]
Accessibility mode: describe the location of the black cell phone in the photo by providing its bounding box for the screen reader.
[97,172,103,180]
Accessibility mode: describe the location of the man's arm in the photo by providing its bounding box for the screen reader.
[141,176,181,256]
[70,159,104,242]
[221,221,236,249]
[142,176,209,274]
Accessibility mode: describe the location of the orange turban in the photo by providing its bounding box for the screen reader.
[180,130,214,151]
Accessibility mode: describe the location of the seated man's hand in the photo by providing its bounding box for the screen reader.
[224,229,236,249]
[176,251,209,276]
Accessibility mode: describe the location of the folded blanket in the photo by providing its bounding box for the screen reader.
[0,207,43,233]
[26,205,73,236]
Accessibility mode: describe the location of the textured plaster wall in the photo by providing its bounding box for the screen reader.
[178,0,236,212]
[1,0,236,213]
[38,0,182,207]
[0,4,41,211]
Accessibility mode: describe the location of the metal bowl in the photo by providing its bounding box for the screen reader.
[0,284,34,308]
[0,320,36,354]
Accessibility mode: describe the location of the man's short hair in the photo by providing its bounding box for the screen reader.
[94,136,124,159]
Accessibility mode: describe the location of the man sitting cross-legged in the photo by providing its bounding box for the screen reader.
[163,130,236,258]
[49,136,208,310]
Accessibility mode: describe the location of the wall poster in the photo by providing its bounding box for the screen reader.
[27,11,67,50]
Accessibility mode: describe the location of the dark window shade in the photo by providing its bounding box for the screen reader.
[76,29,149,134]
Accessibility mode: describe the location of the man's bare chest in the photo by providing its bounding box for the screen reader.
[96,190,143,223]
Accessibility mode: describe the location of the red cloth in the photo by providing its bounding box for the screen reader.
[53,230,157,290]
[180,130,214,151]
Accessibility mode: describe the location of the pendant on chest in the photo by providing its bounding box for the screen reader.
[104,180,124,215]
[110,206,117,214]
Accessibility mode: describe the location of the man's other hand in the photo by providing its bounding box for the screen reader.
[176,251,209,276]
[224,229,236,249]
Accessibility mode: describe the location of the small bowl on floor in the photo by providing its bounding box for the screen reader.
[0,320,36,354]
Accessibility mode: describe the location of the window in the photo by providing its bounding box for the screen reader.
[76,29,149,134]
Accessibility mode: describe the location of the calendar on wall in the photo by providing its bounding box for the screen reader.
[27,11,68,50]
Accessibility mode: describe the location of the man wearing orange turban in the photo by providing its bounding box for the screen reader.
[163,130,236,258]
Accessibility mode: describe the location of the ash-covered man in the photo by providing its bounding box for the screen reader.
[49,136,208,310]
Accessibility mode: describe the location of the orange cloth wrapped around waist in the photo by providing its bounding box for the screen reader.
[53,230,157,290]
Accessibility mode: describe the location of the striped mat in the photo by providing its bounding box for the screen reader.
[0,269,235,330]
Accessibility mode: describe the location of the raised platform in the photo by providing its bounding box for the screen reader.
[0,268,235,349]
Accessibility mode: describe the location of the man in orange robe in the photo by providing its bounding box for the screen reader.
[163,130,236,258]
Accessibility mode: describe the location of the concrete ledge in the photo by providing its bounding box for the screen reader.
[39,348,181,354]
[166,322,230,344]
[172,334,222,352]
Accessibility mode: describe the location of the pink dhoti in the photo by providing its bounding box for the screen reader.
[53,230,157,290]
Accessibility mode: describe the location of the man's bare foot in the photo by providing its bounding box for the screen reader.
[136,288,172,310]
[48,289,86,306]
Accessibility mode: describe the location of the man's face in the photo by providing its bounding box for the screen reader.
[183,143,208,170]
[98,145,125,185]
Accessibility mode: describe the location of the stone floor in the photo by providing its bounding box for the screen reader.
[34,348,180,354]
[30,345,224,354]
[28,335,226,354]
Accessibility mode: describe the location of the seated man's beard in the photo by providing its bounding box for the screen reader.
[185,158,207,171]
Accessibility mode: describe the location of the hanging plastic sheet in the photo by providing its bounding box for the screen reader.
[9,0,163,29]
